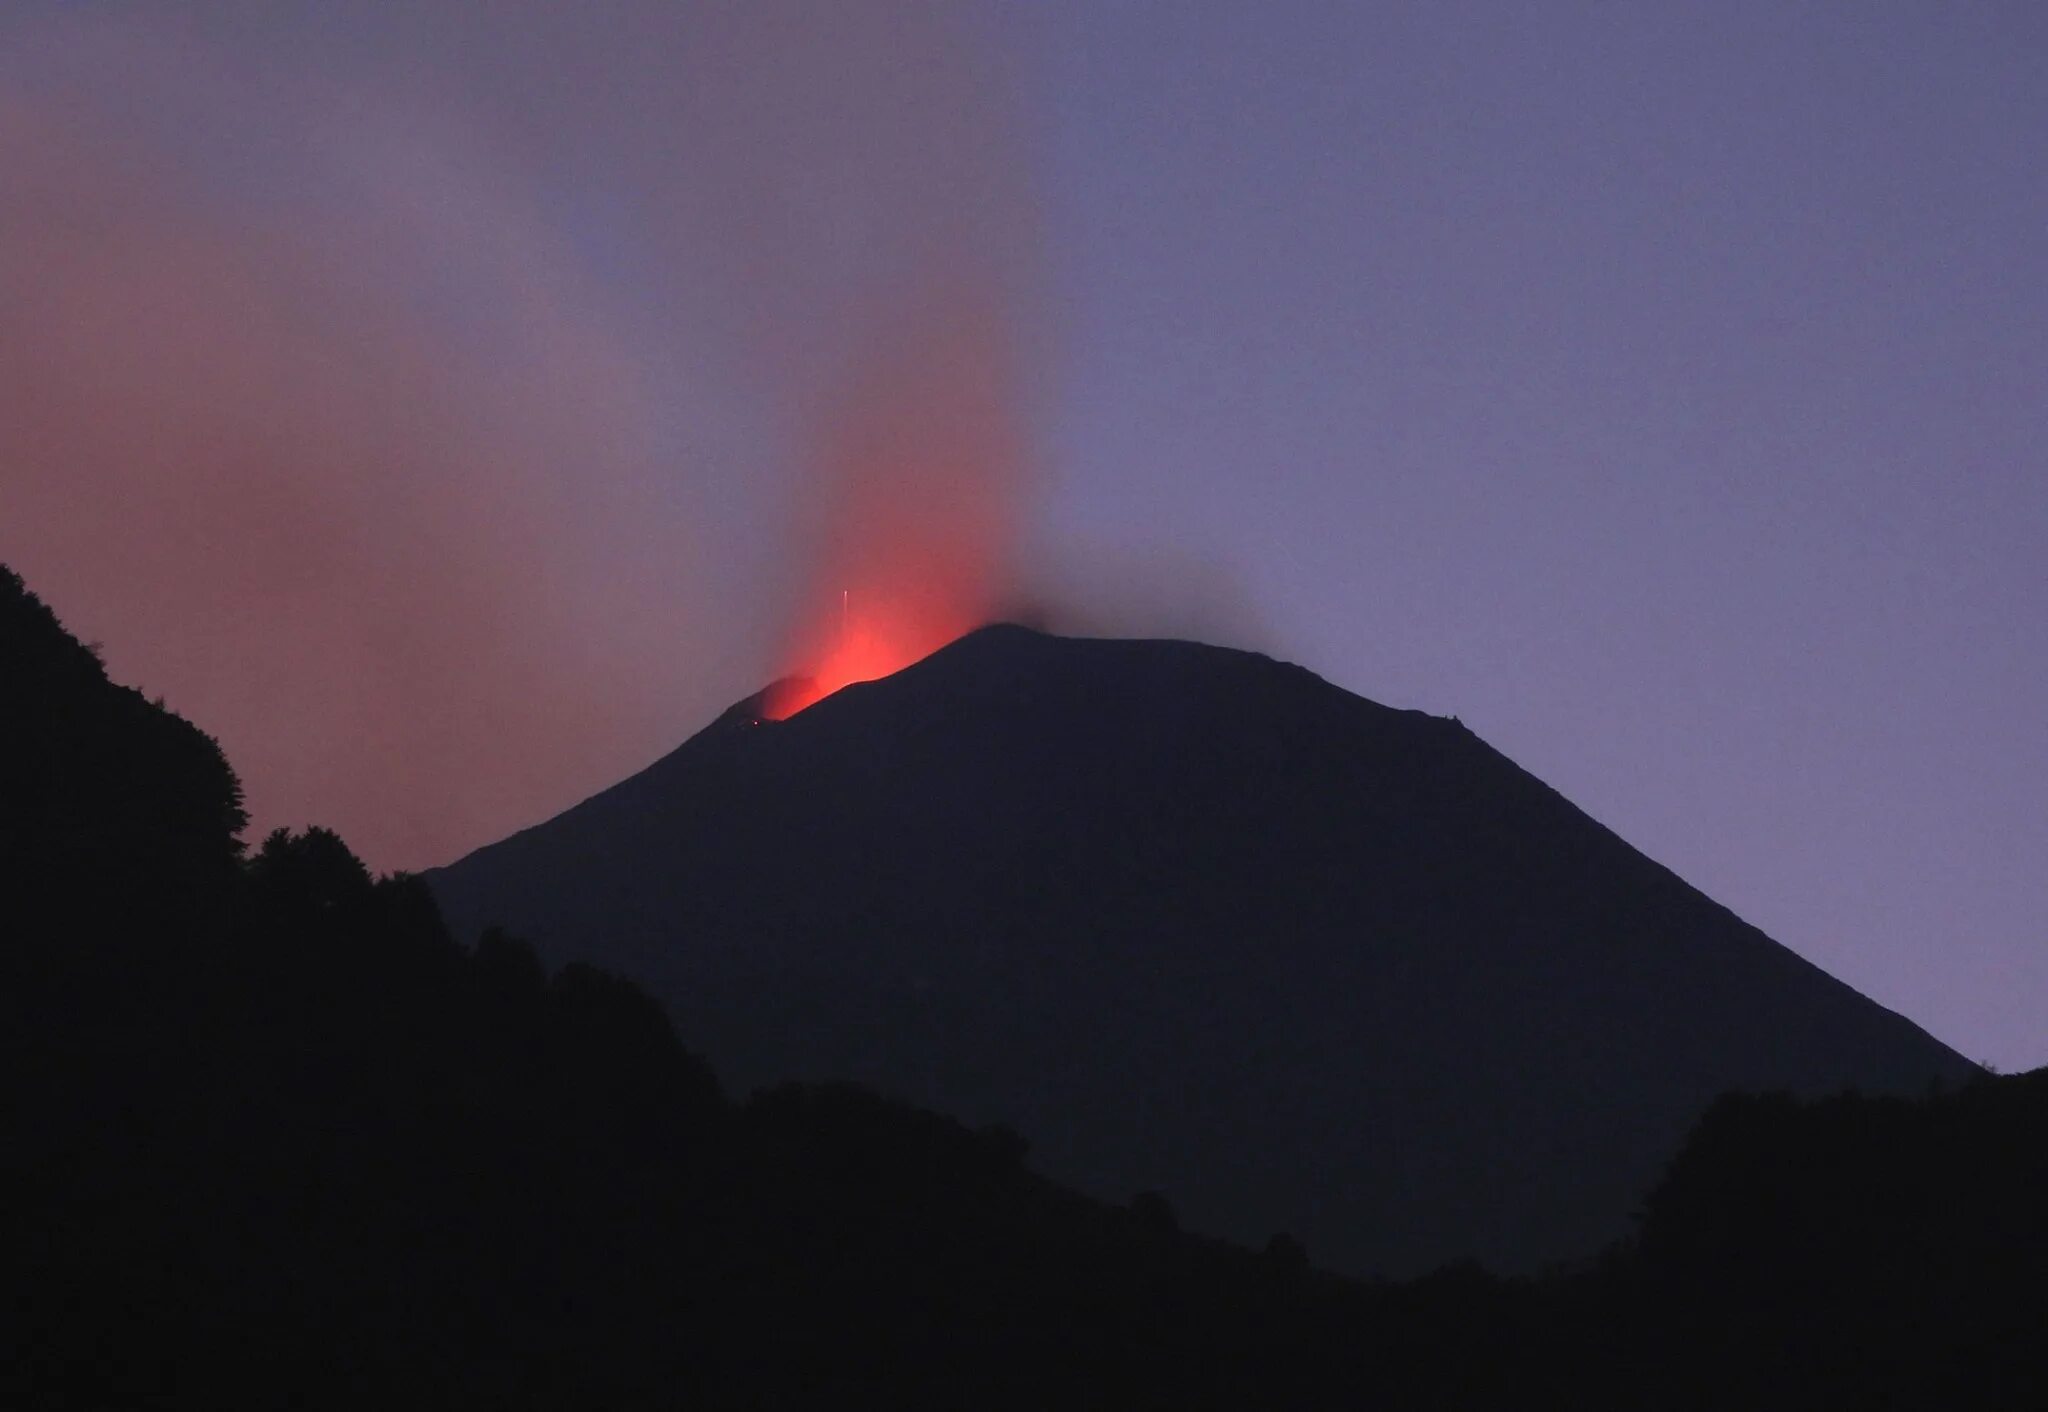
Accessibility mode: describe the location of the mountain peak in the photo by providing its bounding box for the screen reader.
[429,630,1969,1278]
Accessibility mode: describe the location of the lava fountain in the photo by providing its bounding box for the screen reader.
[762,272,1030,719]
[760,590,942,719]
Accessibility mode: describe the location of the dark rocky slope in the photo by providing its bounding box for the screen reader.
[431,625,1972,1276]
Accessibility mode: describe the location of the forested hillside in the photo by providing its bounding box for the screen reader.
[4,563,2041,1409]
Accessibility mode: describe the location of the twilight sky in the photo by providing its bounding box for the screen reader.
[1,2,2041,1070]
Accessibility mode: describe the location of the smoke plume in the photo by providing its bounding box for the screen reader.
[0,2,1038,867]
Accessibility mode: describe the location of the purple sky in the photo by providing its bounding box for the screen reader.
[1016,2,2047,1072]
[2,2,2041,1070]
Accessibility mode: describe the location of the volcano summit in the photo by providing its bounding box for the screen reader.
[428,626,1969,1277]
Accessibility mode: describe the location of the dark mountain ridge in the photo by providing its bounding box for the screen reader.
[9,561,2042,1407]
[1,565,1402,1407]
[431,624,1973,1276]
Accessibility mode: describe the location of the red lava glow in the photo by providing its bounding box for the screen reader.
[761,279,1025,719]
[762,592,977,718]
[0,0,1037,867]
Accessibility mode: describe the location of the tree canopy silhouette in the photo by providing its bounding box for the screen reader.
[3,560,2043,1409]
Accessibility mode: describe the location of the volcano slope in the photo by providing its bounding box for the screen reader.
[428,626,1971,1277]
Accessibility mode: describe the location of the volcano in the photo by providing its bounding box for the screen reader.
[427,626,1971,1277]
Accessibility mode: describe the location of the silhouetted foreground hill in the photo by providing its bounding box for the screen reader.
[8,563,2044,1410]
[4,565,1379,1407]
[430,623,1972,1276]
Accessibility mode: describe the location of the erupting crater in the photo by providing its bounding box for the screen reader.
[761,590,980,719]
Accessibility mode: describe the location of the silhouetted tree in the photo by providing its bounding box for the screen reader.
[6,558,2045,1410]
